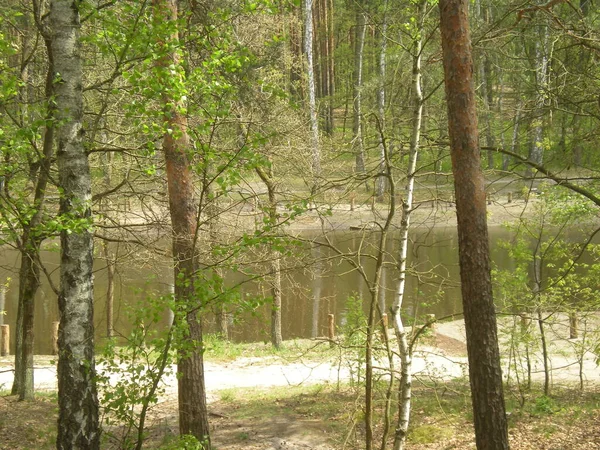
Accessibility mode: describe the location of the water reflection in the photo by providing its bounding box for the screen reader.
[0,226,520,354]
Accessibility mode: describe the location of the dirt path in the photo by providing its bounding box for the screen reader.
[2,314,597,395]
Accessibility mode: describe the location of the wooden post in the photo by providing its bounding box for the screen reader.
[1,324,9,356]
[381,313,388,340]
[350,193,355,211]
[487,192,492,205]
[425,313,436,331]
[0,285,5,325]
[52,321,60,355]
[328,313,335,345]
[569,313,578,339]
[507,192,512,203]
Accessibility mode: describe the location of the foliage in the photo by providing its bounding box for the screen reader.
[159,434,208,450]
[339,294,367,386]
[97,293,175,449]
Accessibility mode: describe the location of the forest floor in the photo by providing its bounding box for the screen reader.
[1,314,599,449]
[1,176,599,448]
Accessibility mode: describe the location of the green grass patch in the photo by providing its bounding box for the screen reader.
[202,335,338,363]
[408,424,455,444]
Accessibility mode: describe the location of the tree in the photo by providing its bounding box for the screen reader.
[304,0,321,182]
[375,0,388,201]
[439,1,509,449]
[51,0,100,447]
[352,2,366,176]
[152,0,210,443]
[391,3,427,448]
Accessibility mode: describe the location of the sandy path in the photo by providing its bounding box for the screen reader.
[1,315,598,396]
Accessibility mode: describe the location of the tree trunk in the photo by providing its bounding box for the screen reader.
[325,0,335,134]
[507,103,522,172]
[12,6,54,400]
[375,0,388,202]
[311,245,322,339]
[532,253,550,395]
[353,8,366,176]
[51,0,100,447]
[104,241,115,338]
[439,2,509,450]
[528,19,549,170]
[391,3,426,448]
[152,0,210,443]
[304,0,321,180]
[478,4,495,169]
[256,166,283,349]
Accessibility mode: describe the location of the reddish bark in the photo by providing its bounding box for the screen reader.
[153,0,210,444]
[439,1,510,449]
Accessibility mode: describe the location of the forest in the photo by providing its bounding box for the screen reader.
[0,0,599,449]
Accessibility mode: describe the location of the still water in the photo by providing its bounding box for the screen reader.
[0,227,518,354]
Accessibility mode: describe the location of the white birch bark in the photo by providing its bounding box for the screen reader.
[392,2,426,448]
[51,0,100,447]
[529,18,550,167]
[353,9,366,176]
[304,0,321,179]
[376,0,389,201]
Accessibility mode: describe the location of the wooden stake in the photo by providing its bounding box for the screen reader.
[507,192,512,203]
[0,286,5,326]
[569,313,578,339]
[1,324,9,356]
[328,313,335,345]
[425,313,436,331]
[52,321,60,355]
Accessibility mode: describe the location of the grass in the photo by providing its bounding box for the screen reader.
[210,378,600,448]
[202,334,339,363]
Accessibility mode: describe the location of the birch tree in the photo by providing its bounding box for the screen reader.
[51,0,100,447]
[304,0,321,182]
[375,0,388,201]
[391,2,427,448]
[352,4,367,176]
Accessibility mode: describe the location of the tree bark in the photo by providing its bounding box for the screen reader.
[256,166,283,349]
[391,3,426,448]
[51,0,100,447]
[353,8,366,176]
[439,2,509,450]
[152,0,210,444]
[12,5,54,400]
[528,16,549,170]
[304,0,321,180]
[375,0,388,201]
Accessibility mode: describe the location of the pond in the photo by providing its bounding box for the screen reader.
[0,225,539,355]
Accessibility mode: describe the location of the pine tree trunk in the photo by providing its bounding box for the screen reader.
[439,2,509,449]
[51,0,100,447]
[152,0,211,443]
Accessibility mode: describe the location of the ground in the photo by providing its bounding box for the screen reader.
[1,193,600,449]
[1,315,600,449]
